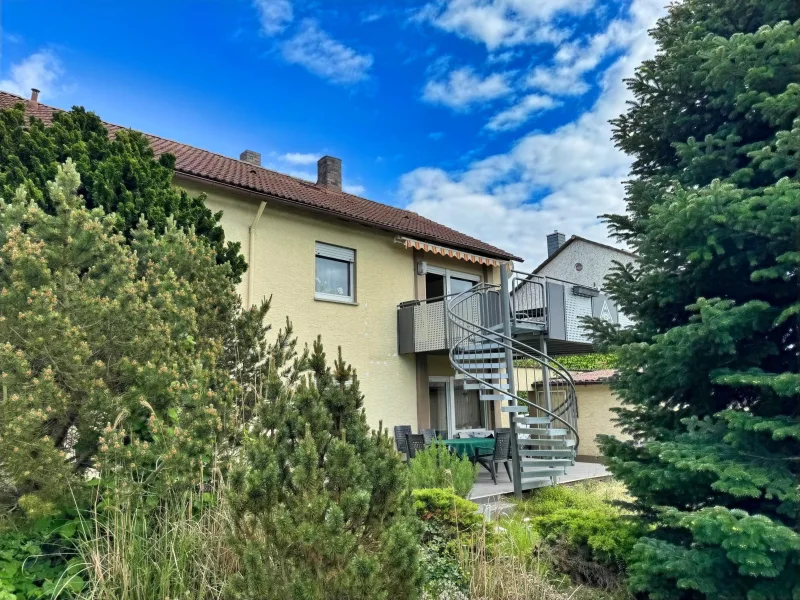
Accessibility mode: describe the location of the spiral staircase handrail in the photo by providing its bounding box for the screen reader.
[445,283,579,448]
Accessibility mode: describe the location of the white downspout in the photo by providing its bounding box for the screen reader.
[247,202,267,306]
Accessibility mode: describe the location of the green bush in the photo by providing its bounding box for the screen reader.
[408,442,477,498]
[413,488,483,535]
[519,483,643,569]
[0,517,84,599]
[413,489,482,599]
[515,353,618,371]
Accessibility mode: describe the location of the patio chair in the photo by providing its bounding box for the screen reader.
[394,425,412,456]
[420,428,436,446]
[406,434,426,462]
[494,427,511,459]
[475,430,512,485]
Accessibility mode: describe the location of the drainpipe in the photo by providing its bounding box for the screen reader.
[247,202,267,306]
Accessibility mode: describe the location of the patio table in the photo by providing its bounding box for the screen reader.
[443,437,495,459]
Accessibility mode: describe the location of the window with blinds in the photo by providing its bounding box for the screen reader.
[315,242,355,303]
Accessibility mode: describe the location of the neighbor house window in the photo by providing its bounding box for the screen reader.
[315,242,355,303]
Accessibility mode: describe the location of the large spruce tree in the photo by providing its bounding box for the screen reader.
[0,102,245,280]
[590,1,800,598]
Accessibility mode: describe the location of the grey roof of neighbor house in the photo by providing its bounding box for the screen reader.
[0,90,521,261]
[533,235,637,274]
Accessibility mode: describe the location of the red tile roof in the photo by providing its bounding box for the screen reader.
[0,90,519,261]
[569,369,616,384]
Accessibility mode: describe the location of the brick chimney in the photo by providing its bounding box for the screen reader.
[30,88,40,107]
[317,156,342,191]
[240,149,261,166]
[547,230,566,256]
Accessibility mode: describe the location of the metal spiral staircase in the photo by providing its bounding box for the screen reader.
[445,274,579,497]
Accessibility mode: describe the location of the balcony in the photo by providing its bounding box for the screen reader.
[397,272,623,355]
[397,292,503,354]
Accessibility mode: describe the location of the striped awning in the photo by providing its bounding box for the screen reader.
[396,236,505,267]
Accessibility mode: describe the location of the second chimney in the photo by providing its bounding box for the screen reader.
[317,156,342,191]
[547,230,566,256]
[240,149,261,166]
[30,88,40,107]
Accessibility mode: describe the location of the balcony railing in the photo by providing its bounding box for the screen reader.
[397,291,503,354]
[397,271,620,354]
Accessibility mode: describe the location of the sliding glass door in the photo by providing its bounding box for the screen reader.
[429,376,488,438]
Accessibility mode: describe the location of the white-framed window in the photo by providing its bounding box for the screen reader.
[315,242,355,304]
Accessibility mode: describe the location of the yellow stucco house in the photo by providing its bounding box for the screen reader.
[2,89,632,483]
[174,151,518,436]
[1,88,524,440]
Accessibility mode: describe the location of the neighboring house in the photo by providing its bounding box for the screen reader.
[529,369,627,461]
[0,89,518,438]
[509,232,637,355]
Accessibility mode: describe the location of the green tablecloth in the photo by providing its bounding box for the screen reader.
[443,437,495,458]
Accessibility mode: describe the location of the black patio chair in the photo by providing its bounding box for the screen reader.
[494,427,512,459]
[406,434,426,462]
[394,425,412,456]
[421,428,436,446]
[475,430,512,485]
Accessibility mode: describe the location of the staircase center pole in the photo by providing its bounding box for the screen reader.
[500,265,523,498]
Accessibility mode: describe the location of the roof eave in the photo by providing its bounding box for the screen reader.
[174,171,521,262]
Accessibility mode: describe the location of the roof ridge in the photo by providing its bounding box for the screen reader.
[0,89,519,260]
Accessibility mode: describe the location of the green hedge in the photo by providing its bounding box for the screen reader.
[515,353,617,371]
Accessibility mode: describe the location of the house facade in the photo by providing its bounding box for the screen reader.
[0,89,519,438]
[535,232,637,328]
[179,165,513,436]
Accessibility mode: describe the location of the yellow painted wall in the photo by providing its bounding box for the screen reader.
[181,177,420,432]
[179,176,502,434]
[511,368,628,457]
[576,383,628,457]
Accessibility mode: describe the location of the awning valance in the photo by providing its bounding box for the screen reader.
[395,236,505,267]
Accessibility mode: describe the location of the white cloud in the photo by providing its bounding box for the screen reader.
[527,2,663,96]
[0,51,63,99]
[429,131,445,140]
[485,94,558,131]
[282,152,318,165]
[253,0,293,36]
[420,0,594,50]
[399,0,666,266]
[344,183,366,195]
[422,67,512,111]
[281,20,373,85]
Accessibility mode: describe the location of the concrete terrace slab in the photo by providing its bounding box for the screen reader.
[468,461,610,504]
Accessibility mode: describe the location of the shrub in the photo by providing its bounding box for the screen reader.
[0,516,84,599]
[413,488,483,536]
[225,340,421,600]
[517,482,643,588]
[408,442,477,498]
[413,489,483,599]
[0,160,250,514]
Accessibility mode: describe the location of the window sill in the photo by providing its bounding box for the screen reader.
[314,294,358,306]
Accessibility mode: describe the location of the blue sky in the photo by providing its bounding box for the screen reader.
[0,0,665,266]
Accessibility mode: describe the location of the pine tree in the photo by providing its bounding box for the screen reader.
[0,159,243,515]
[0,102,245,280]
[226,337,421,600]
[588,1,800,598]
